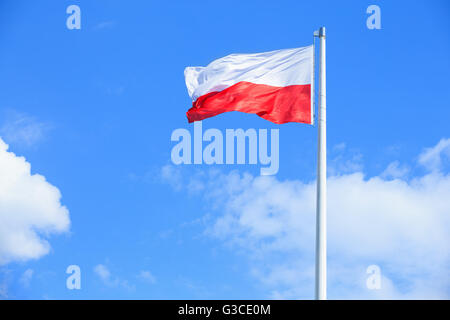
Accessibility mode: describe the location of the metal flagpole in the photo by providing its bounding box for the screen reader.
[315,26,327,300]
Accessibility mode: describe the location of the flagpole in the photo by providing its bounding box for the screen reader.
[315,26,327,300]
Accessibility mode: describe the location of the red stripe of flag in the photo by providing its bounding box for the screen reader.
[186,81,311,124]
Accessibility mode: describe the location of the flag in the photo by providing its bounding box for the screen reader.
[184,45,313,124]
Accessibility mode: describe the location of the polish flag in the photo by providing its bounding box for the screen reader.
[184,45,314,124]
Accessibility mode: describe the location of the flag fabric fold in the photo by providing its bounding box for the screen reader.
[184,45,314,124]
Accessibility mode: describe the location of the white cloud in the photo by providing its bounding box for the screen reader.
[328,143,363,176]
[381,161,409,179]
[0,111,49,147]
[94,264,111,282]
[161,164,183,191]
[0,269,11,299]
[0,138,70,265]
[418,138,450,171]
[94,264,135,290]
[165,138,450,299]
[137,270,156,284]
[19,269,33,287]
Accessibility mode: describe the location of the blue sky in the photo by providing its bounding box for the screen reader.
[0,0,449,299]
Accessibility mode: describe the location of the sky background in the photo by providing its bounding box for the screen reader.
[0,0,449,299]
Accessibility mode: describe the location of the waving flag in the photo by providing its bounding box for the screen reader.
[184,45,314,124]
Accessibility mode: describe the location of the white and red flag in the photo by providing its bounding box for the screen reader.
[184,45,314,124]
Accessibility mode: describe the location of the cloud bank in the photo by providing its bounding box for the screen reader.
[0,138,70,265]
[163,138,450,299]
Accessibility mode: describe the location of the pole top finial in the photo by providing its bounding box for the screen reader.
[319,27,326,37]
